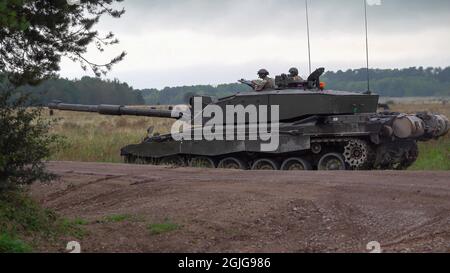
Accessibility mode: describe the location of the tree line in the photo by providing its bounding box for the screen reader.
[322,67,450,97]
[140,83,252,105]
[4,66,450,106]
[7,76,145,105]
[141,66,450,104]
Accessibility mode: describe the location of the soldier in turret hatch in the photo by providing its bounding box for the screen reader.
[288,67,304,81]
[238,69,276,91]
[254,69,276,91]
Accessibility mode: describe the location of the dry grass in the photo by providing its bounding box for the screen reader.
[48,110,173,163]
[46,103,449,170]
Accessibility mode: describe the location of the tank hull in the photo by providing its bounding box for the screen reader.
[121,111,448,171]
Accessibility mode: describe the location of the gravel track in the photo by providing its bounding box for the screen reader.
[30,161,450,253]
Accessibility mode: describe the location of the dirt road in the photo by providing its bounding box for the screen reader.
[30,161,450,253]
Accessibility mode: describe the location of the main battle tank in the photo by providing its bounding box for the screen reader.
[49,68,449,171]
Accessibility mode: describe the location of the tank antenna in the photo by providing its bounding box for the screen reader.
[305,0,312,75]
[363,0,371,94]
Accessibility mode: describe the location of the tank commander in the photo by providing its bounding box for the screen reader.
[288,67,304,81]
[239,69,276,92]
[254,69,276,91]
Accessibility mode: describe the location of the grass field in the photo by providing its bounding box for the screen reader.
[47,103,449,170]
[49,110,174,163]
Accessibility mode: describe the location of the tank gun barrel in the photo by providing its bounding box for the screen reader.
[48,102,182,119]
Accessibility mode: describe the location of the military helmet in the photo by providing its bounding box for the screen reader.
[289,67,299,76]
[257,69,269,76]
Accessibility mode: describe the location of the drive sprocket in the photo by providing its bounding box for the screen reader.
[343,139,373,170]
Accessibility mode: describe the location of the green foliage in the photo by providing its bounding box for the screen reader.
[0,191,54,253]
[410,138,450,171]
[0,0,30,32]
[104,214,130,223]
[0,191,56,235]
[15,76,145,105]
[0,190,87,252]
[141,83,252,105]
[0,89,60,192]
[0,0,126,86]
[101,214,142,223]
[0,0,127,252]
[0,232,32,253]
[147,221,180,235]
[322,67,450,97]
[59,218,88,239]
[65,218,89,226]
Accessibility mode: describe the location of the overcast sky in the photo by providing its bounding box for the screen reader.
[59,0,450,89]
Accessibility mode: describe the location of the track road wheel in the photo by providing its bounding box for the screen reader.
[281,158,312,171]
[218,157,248,170]
[123,155,136,164]
[318,153,347,171]
[251,159,280,171]
[124,155,148,165]
[189,157,216,168]
[160,156,185,167]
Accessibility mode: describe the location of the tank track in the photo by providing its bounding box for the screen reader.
[123,137,419,171]
[374,140,419,170]
[311,138,376,170]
